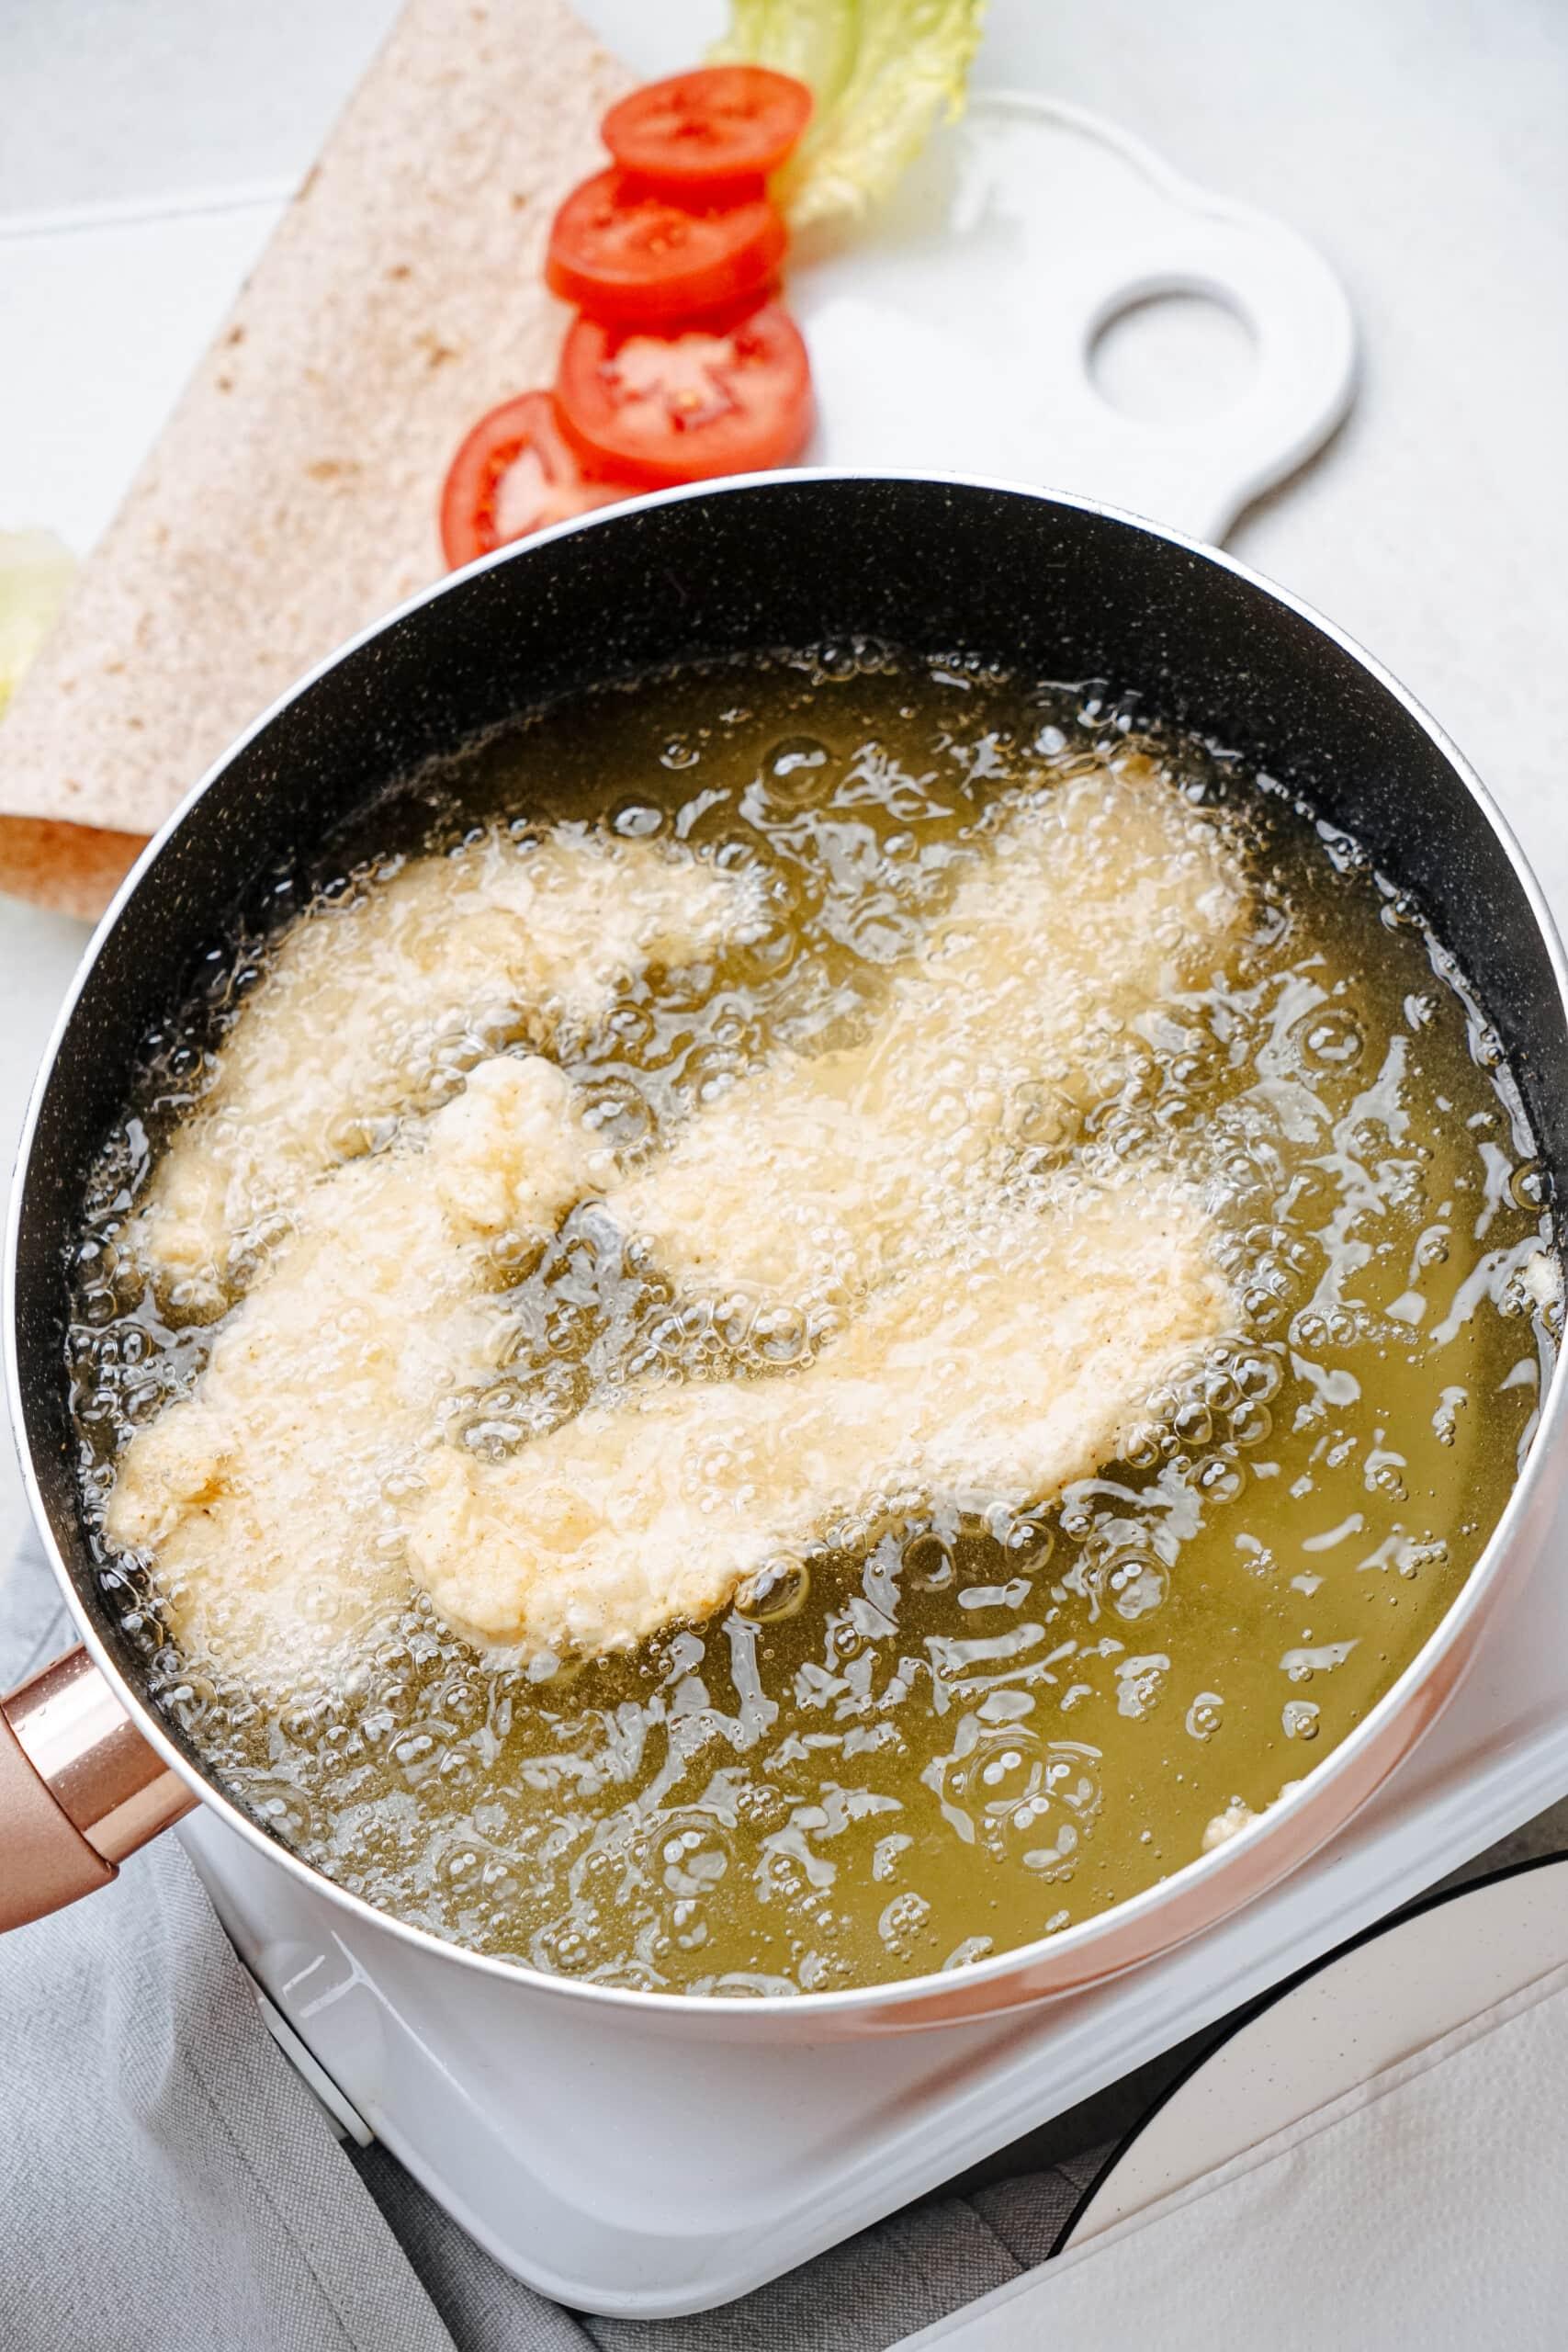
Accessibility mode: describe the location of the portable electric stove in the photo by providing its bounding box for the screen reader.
[181,1515,1568,2318]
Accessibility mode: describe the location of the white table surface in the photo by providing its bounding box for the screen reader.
[2,0,1565,1608]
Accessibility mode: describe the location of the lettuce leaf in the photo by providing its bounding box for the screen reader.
[0,529,73,720]
[714,0,987,232]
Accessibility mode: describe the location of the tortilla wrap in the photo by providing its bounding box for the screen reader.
[0,0,630,917]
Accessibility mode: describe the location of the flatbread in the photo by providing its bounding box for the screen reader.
[0,0,631,917]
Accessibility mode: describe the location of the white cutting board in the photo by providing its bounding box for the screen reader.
[0,91,1352,557]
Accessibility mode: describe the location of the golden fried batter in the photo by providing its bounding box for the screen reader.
[137,827,761,1298]
[108,761,1249,1685]
[613,760,1247,1313]
[407,1181,1234,1658]
[107,1057,612,1688]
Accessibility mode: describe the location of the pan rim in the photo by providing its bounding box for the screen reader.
[9,464,1566,2027]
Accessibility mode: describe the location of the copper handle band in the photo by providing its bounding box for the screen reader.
[0,1645,194,1930]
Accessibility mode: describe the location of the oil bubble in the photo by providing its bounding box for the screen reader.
[761,736,832,808]
[1292,1006,1364,1071]
[162,1672,218,1733]
[1196,1457,1245,1504]
[903,1532,954,1589]
[1510,1160,1548,1212]
[581,1074,657,1151]
[605,1001,654,1054]
[1115,1656,1169,1721]
[736,1555,811,1623]
[247,1778,319,1843]
[532,1917,601,1975]
[749,1304,807,1365]
[654,1814,732,1899]
[878,1891,931,1956]
[937,1720,1102,1869]
[610,799,664,838]
[1173,1401,1213,1448]
[1109,1554,1169,1622]
[1004,1080,1077,1152]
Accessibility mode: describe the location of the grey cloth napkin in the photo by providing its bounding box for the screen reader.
[0,1536,1100,2352]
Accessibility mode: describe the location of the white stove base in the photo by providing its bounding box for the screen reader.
[179,1521,1568,2319]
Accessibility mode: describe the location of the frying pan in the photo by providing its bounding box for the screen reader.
[5,471,1566,2035]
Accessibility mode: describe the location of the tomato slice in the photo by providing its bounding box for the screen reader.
[545,169,786,329]
[555,301,813,489]
[438,390,629,569]
[601,66,813,195]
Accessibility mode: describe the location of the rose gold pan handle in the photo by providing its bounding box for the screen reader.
[0,1646,194,1929]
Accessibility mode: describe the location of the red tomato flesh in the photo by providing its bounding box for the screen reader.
[439,390,629,569]
[555,301,813,489]
[545,169,785,329]
[601,66,813,195]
